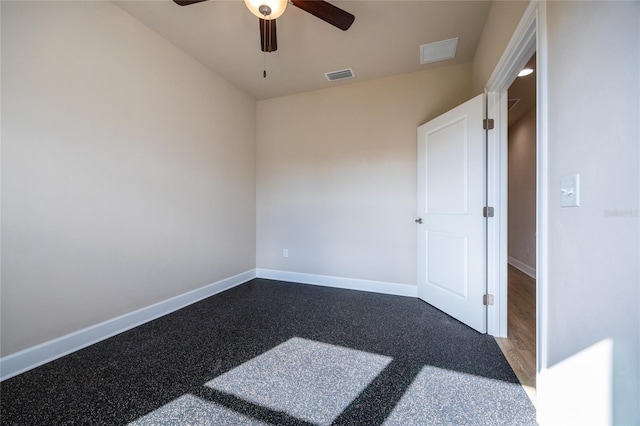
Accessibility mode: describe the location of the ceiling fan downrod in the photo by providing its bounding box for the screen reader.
[260,6,273,77]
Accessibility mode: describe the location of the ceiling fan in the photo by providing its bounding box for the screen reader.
[173,0,355,53]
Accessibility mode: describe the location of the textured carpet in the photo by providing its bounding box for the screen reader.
[1,279,536,425]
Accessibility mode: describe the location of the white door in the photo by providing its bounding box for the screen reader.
[417,94,486,333]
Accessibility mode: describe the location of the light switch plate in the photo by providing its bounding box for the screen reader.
[561,174,580,207]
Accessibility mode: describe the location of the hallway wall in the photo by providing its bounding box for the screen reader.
[508,108,537,275]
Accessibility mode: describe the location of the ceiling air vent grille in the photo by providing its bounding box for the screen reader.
[325,68,355,82]
[420,37,458,64]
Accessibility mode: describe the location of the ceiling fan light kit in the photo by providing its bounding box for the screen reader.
[244,0,287,19]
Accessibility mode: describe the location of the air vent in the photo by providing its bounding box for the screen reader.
[420,37,458,64]
[325,68,355,82]
[508,98,520,111]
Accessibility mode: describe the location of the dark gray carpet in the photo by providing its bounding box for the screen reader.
[0,279,536,425]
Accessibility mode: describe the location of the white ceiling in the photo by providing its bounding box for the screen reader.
[114,0,492,100]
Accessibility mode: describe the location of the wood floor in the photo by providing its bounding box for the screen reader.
[495,265,537,405]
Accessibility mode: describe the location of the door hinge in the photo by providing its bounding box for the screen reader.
[483,206,494,218]
[483,294,494,306]
[483,118,494,130]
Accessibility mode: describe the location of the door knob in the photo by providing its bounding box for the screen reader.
[415,218,423,224]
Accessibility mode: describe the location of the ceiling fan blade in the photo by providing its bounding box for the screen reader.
[173,0,209,6]
[259,18,278,52]
[291,0,354,31]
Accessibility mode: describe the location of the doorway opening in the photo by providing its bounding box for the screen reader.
[483,3,547,417]
[494,53,537,404]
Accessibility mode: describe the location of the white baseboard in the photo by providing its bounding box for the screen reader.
[0,269,256,382]
[256,268,418,298]
[1,268,416,381]
[508,257,536,279]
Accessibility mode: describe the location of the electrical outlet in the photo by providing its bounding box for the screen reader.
[283,249,288,258]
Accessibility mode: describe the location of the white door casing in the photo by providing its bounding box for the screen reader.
[417,94,486,333]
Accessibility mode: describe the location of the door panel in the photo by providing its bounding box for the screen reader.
[417,94,485,333]
[427,231,468,298]
[426,119,468,214]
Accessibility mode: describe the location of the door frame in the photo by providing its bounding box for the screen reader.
[484,0,548,380]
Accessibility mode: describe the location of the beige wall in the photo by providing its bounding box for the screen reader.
[541,2,639,423]
[473,1,639,422]
[508,108,536,272]
[472,0,530,95]
[256,64,472,286]
[1,1,256,356]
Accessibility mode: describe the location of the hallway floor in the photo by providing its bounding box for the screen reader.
[494,265,537,405]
